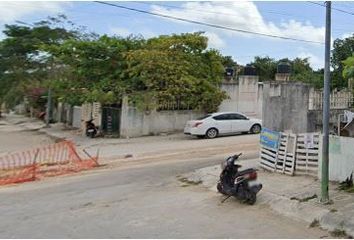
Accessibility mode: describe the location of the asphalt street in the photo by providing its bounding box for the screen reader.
[0,155,328,238]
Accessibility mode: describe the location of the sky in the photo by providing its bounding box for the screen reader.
[1,1,354,70]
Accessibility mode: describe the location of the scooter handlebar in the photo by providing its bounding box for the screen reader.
[232,153,242,159]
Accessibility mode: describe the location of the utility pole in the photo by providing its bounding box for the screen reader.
[45,88,52,128]
[321,1,331,203]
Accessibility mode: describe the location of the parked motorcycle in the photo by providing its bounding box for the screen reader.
[217,153,262,205]
[85,119,98,138]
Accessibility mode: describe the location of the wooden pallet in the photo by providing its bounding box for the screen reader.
[260,132,320,176]
[260,145,277,172]
[295,133,320,176]
[274,133,297,175]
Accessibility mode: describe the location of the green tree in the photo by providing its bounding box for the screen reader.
[331,34,354,89]
[290,58,323,89]
[343,56,354,81]
[0,15,83,109]
[126,32,227,112]
[248,56,323,88]
[44,35,146,105]
[251,56,277,81]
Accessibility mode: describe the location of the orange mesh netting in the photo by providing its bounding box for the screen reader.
[0,141,98,186]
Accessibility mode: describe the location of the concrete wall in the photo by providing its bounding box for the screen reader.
[262,82,311,133]
[308,108,354,133]
[72,106,82,129]
[219,82,239,112]
[219,75,262,118]
[319,135,354,182]
[120,97,203,138]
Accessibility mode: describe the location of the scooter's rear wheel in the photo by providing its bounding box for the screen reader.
[247,191,257,205]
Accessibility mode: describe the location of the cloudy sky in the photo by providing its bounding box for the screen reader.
[1,1,354,70]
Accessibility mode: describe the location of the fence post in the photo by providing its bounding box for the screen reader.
[32,149,40,180]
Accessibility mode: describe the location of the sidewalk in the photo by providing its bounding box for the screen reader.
[1,114,260,165]
[184,158,354,238]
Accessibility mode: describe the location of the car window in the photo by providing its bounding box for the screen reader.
[229,113,248,120]
[213,114,231,121]
[197,114,211,120]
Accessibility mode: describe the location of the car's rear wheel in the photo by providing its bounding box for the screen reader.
[206,128,218,139]
[250,124,261,134]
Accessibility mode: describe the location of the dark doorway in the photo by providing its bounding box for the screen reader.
[102,106,121,137]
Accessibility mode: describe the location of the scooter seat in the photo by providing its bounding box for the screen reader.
[236,168,256,177]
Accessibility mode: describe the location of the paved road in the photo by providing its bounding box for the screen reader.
[0,156,328,238]
[0,118,55,155]
[1,114,260,163]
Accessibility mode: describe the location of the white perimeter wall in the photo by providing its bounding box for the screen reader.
[120,97,204,138]
[319,135,354,182]
[218,75,263,119]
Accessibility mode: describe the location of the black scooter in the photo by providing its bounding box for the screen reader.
[217,153,262,205]
[85,119,98,138]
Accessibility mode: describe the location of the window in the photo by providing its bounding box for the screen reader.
[213,114,231,121]
[197,114,211,120]
[229,113,248,120]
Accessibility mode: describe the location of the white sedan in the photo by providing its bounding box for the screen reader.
[184,112,262,139]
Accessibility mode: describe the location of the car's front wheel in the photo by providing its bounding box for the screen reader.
[250,124,261,134]
[205,128,218,139]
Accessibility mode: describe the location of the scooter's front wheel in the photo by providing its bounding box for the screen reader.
[217,182,227,195]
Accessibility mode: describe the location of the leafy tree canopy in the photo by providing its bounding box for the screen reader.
[343,56,354,81]
[332,34,354,89]
[125,32,227,112]
[247,56,323,88]
[0,15,88,108]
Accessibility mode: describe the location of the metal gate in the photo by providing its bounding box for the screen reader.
[101,107,121,137]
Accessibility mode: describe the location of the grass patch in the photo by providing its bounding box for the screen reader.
[345,186,354,193]
[177,176,202,186]
[330,228,350,238]
[290,194,317,202]
[309,219,320,228]
[338,174,353,193]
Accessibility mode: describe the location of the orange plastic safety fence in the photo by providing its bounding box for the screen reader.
[0,141,98,186]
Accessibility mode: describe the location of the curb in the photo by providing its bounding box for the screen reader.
[185,164,354,237]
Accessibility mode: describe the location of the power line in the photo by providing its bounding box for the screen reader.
[308,1,354,17]
[95,1,324,45]
[134,1,305,19]
[128,1,353,38]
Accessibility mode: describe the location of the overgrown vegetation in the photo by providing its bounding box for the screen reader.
[1,15,353,113]
[338,173,354,193]
[332,34,354,90]
[177,176,202,187]
[309,219,320,228]
[330,228,350,238]
[0,16,227,113]
[290,194,317,202]
[248,56,323,88]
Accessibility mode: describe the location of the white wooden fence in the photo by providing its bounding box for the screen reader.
[309,89,353,110]
[260,131,320,176]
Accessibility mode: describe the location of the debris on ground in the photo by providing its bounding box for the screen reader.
[177,176,202,187]
[309,219,320,228]
[330,228,352,238]
[290,194,317,202]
